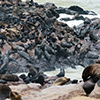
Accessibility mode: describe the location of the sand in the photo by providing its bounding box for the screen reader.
[70,96,100,100]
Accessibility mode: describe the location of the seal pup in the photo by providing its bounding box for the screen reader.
[56,68,65,77]
[9,91,22,100]
[0,84,11,100]
[53,77,70,86]
[26,64,37,77]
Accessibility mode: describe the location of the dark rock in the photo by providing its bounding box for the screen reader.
[71,79,78,84]
[19,74,27,80]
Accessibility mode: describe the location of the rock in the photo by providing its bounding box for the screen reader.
[8,82,85,100]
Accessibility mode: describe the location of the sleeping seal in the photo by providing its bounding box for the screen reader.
[53,77,70,86]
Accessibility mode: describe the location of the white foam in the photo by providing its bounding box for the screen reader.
[58,14,74,20]
[65,65,84,80]
[44,65,84,80]
[81,14,100,19]
[15,65,84,80]
[57,14,100,27]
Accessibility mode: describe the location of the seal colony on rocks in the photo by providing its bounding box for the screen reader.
[0,1,100,99]
[0,0,99,74]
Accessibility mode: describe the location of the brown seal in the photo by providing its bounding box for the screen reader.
[94,59,100,64]
[9,91,22,100]
[26,64,37,77]
[82,64,100,82]
[82,63,100,96]
[0,84,11,99]
[53,77,70,86]
[0,74,19,82]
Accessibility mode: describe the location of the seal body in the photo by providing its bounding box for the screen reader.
[53,77,70,86]
[82,64,100,96]
[82,64,100,82]
[0,74,19,82]
[56,68,65,77]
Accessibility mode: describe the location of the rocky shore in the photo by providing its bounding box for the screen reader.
[0,0,100,100]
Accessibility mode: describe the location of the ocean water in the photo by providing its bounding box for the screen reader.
[32,0,100,14]
[17,65,84,80]
[44,65,84,80]
[58,14,100,27]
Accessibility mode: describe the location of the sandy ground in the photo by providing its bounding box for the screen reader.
[70,96,100,100]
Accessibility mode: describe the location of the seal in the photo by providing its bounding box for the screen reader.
[0,84,11,100]
[26,64,37,77]
[56,68,65,77]
[0,74,19,82]
[82,64,100,82]
[82,63,100,96]
[9,91,22,100]
[94,59,100,64]
[53,77,70,86]
[31,71,45,85]
[0,50,17,74]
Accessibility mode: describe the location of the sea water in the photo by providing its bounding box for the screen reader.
[16,65,84,80]
[32,0,100,14]
[44,65,84,80]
